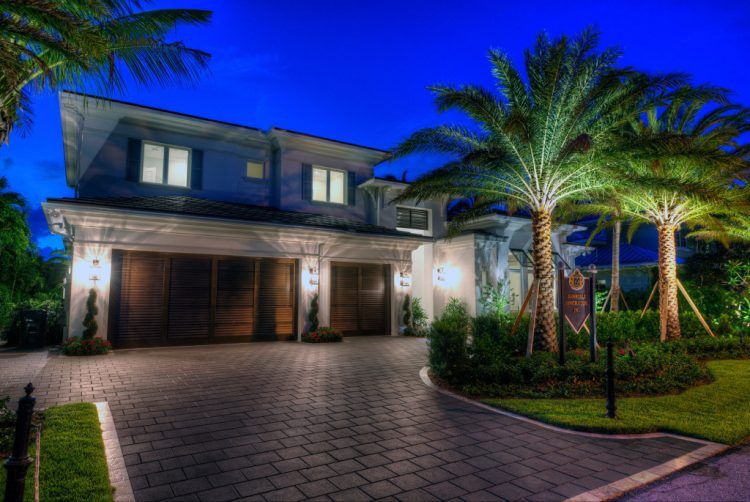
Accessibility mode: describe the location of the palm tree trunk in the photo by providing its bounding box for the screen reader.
[657,224,681,340]
[610,220,621,312]
[531,210,557,351]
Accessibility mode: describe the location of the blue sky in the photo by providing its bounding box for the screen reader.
[2,0,749,254]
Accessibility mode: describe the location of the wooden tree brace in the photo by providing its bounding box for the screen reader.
[676,278,716,337]
[641,282,659,319]
[525,281,540,358]
[600,288,612,313]
[511,279,535,336]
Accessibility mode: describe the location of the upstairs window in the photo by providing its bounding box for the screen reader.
[246,160,264,179]
[312,166,346,204]
[396,206,429,231]
[141,142,190,187]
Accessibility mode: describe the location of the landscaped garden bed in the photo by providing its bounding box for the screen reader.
[427,299,750,444]
[302,327,342,343]
[483,359,750,445]
[0,401,112,501]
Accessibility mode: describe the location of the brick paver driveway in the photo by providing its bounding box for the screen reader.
[2,338,704,501]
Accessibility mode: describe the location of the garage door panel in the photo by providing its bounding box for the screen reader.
[255,260,295,340]
[331,263,389,336]
[112,252,166,344]
[110,251,296,347]
[167,257,211,340]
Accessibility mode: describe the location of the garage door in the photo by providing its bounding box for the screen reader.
[109,251,297,348]
[330,262,389,336]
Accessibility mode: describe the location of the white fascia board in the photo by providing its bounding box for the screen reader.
[43,202,428,251]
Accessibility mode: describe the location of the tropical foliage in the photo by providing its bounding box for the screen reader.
[606,88,750,339]
[391,28,679,351]
[0,0,212,143]
[0,176,67,342]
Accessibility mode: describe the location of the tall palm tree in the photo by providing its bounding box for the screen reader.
[610,88,750,340]
[391,28,678,351]
[0,0,211,143]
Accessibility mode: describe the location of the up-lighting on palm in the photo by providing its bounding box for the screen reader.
[391,28,678,351]
[0,0,212,143]
[608,89,750,340]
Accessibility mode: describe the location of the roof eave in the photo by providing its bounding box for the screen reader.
[44,198,432,243]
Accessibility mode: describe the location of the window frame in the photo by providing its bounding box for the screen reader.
[140,140,192,188]
[311,165,348,205]
[395,205,432,236]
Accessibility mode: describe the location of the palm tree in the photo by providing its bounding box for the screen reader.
[559,196,630,311]
[0,0,212,143]
[391,28,678,351]
[609,88,750,340]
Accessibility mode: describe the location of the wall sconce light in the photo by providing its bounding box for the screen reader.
[436,267,446,283]
[309,267,319,286]
[89,257,101,284]
[399,272,411,287]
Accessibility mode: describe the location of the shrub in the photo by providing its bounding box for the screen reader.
[302,327,342,343]
[402,294,412,329]
[428,299,471,382]
[307,293,319,333]
[82,288,98,340]
[62,337,111,356]
[458,344,708,398]
[404,296,429,337]
[3,296,64,346]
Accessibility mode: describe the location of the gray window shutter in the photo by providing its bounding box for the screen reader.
[301,163,312,201]
[126,139,141,181]
[191,149,203,189]
[347,171,356,206]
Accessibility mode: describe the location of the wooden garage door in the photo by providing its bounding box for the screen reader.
[109,251,297,347]
[330,263,389,336]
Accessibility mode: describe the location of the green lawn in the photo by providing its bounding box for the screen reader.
[483,360,750,445]
[0,403,112,501]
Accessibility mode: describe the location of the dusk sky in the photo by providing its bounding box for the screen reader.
[2,0,749,254]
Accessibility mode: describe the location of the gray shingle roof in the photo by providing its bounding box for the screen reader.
[47,195,428,239]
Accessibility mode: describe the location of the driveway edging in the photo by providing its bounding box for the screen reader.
[96,402,135,502]
[419,366,729,501]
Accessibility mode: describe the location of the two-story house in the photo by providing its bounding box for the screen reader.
[44,91,586,347]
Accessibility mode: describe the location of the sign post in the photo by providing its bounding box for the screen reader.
[558,265,597,366]
[557,263,566,366]
[588,265,598,363]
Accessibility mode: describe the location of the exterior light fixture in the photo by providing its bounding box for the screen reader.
[89,257,101,283]
[436,267,446,283]
[399,272,411,287]
[309,267,319,286]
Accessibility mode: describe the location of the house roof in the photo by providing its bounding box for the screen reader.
[576,242,684,268]
[46,196,430,240]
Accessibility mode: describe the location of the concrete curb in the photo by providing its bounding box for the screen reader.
[419,366,730,501]
[96,402,135,502]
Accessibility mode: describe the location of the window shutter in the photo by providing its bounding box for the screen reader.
[191,149,203,190]
[301,163,312,201]
[347,171,356,206]
[126,139,141,181]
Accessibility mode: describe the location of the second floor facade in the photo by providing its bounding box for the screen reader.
[60,91,445,237]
